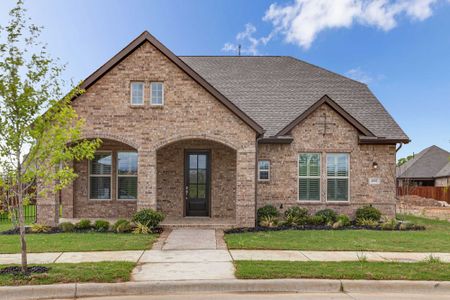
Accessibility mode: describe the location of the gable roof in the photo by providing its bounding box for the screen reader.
[79,31,264,135]
[180,56,409,142]
[397,145,450,179]
[76,31,409,143]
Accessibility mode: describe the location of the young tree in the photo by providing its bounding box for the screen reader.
[0,1,100,273]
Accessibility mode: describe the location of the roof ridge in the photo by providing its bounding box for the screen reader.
[179,55,284,57]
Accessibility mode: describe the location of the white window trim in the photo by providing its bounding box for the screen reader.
[325,153,350,203]
[150,82,164,106]
[298,153,321,202]
[258,160,270,181]
[116,151,138,201]
[130,82,145,105]
[88,151,112,201]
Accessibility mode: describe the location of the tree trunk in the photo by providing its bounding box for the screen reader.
[16,152,28,273]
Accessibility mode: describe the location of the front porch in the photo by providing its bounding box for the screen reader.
[39,136,256,228]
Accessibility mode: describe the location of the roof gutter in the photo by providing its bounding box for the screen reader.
[258,136,293,144]
[359,136,411,145]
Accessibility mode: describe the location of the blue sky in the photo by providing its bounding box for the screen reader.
[1,0,449,158]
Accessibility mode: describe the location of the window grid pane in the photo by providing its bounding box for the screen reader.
[326,154,349,201]
[151,82,163,105]
[117,152,138,200]
[298,154,320,201]
[131,82,144,104]
[258,160,270,180]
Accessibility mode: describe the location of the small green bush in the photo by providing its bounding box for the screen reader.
[112,219,129,231]
[116,220,132,233]
[381,219,397,230]
[132,209,165,229]
[59,222,75,232]
[133,222,151,234]
[75,219,92,230]
[356,217,379,227]
[315,209,337,224]
[283,207,309,226]
[355,205,381,222]
[337,214,351,227]
[257,205,279,223]
[259,215,279,227]
[94,220,110,232]
[31,223,51,233]
[307,215,326,225]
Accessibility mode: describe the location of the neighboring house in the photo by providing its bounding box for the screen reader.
[36,31,409,227]
[397,145,450,187]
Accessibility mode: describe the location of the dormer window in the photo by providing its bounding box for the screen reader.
[150,82,164,106]
[130,82,144,105]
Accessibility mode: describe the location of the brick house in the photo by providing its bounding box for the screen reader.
[37,31,409,227]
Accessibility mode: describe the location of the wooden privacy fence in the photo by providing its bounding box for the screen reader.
[397,186,450,204]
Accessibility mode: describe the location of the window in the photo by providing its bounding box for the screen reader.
[130,82,144,105]
[89,152,112,200]
[117,152,138,200]
[258,160,270,181]
[298,153,321,201]
[150,82,164,105]
[327,153,349,201]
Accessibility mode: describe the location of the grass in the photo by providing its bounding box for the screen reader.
[0,262,135,286]
[225,215,450,252]
[0,232,157,254]
[235,260,450,281]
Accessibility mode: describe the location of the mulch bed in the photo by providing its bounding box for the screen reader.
[0,226,164,235]
[0,266,49,275]
[225,223,425,234]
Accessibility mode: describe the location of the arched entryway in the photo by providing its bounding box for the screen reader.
[156,138,237,223]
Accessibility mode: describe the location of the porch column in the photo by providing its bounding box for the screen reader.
[137,150,157,211]
[235,145,256,227]
[36,180,59,227]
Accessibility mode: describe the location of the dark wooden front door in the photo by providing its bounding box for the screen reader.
[185,151,210,216]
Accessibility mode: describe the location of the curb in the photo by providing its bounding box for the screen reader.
[2,279,450,300]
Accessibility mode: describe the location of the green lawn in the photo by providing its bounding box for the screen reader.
[225,215,450,252]
[0,232,157,254]
[235,260,450,281]
[0,262,135,286]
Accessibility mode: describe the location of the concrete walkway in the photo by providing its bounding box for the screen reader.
[2,249,450,265]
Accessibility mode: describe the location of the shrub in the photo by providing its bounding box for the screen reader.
[337,214,351,227]
[133,222,151,234]
[59,222,75,232]
[259,215,279,227]
[75,219,92,231]
[315,209,337,224]
[31,223,51,233]
[356,217,379,227]
[94,220,110,232]
[355,205,381,222]
[115,220,132,233]
[132,209,165,229]
[257,205,279,223]
[283,207,309,226]
[399,221,415,231]
[113,219,129,232]
[307,215,326,225]
[381,218,397,230]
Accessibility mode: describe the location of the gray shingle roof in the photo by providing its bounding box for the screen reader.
[436,162,450,178]
[397,145,450,179]
[180,56,408,140]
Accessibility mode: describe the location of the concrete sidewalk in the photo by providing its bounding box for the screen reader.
[1,249,450,265]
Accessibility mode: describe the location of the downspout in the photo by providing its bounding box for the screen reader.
[396,143,403,153]
[255,134,263,227]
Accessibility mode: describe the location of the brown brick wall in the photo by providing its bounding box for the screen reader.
[257,104,397,218]
[40,40,257,227]
[156,139,236,219]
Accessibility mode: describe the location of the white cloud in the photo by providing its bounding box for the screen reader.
[224,0,444,53]
[345,67,386,84]
[264,0,440,49]
[222,23,275,55]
